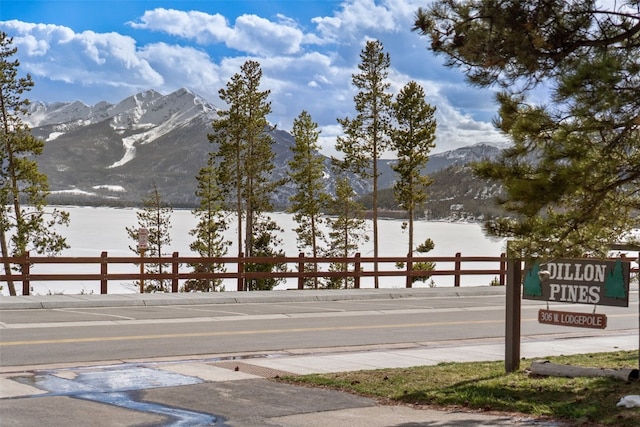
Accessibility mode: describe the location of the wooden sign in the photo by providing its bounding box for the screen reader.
[538,309,607,329]
[523,258,630,307]
[138,228,149,250]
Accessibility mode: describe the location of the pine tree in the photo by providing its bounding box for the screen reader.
[604,260,626,299]
[413,1,640,258]
[335,40,393,288]
[0,32,69,295]
[208,60,283,290]
[244,216,287,291]
[288,110,328,288]
[325,177,369,289]
[391,81,437,257]
[523,262,543,297]
[126,183,173,293]
[185,154,230,292]
[411,239,436,286]
[210,67,246,256]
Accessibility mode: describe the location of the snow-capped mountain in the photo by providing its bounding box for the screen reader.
[29,88,229,206]
[426,144,504,171]
[28,88,217,170]
[26,88,502,208]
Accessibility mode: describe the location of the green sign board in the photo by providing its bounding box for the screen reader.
[523,259,630,307]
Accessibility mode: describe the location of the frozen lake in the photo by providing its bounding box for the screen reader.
[3,206,508,295]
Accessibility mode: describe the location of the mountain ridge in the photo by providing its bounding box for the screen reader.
[25,88,504,217]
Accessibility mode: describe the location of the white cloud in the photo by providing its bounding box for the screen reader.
[129,8,304,56]
[434,103,509,153]
[318,124,344,158]
[128,8,232,44]
[138,43,222,98]
[312,0,398,41]
[2,21,75,55]
[2,20,163,89]
[229,14,304,55]
[1,1,509,155]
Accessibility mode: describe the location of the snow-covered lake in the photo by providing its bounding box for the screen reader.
[3,206,508,295]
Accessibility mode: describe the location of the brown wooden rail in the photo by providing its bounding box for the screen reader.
[0,251,510,295]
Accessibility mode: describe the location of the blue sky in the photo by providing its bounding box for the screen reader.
[1,0,508,155]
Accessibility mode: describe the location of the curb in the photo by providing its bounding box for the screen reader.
[0,286,507,310]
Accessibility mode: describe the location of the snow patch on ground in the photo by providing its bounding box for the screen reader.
[107,114,189,168]
[107,137,136,168]
[46,132,65,141]
[93,185,126,192]
[51,189,97,196]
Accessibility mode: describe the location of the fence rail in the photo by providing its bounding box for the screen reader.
[0,251,511,295]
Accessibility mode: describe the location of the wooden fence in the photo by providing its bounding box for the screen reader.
[0,252,508,295]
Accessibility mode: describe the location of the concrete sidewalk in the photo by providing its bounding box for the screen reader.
[3,331,636,426]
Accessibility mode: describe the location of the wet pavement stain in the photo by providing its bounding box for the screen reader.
[16,364,226,426]
[77,392,218,427]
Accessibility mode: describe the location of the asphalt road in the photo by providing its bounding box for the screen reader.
[1,289,637,368]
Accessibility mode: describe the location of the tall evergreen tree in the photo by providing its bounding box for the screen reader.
[208,60,283,290]
[288,110,328,288]
[210,66,245,256]
[335,40,393,288]
[186,154,230,292]
[391,81,437,257]
[126,183,173,293]
[325,177,369,289]
[0,32,69,295]
[413,1,640,258]
[244,216,287,291]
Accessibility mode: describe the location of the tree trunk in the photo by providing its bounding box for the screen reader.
[372,148,379,289]
[0,227,16,296]
[408,206,414,257]
[530,360,638,381]
[311,215,318,289]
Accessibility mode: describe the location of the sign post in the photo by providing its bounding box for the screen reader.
[506,246,638,374]
[138,228,149,293]
[608,245,640,372]
[505,242,522,373]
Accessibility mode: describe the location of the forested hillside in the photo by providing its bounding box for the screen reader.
[362,165,505,221]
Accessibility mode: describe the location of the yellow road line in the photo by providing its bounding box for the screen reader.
[2,313,634,347]
[2,319,500,346]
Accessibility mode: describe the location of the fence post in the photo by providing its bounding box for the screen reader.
[237,252,245,292]
[454,252,461,287]
[499,252,506,286]
[354,252,361,289]
[298,252,305,290]
[139,248,146,293]
[405,252,412,288]
[172,252,179,293]
[22,251,30,296]
[100,251,108,294]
